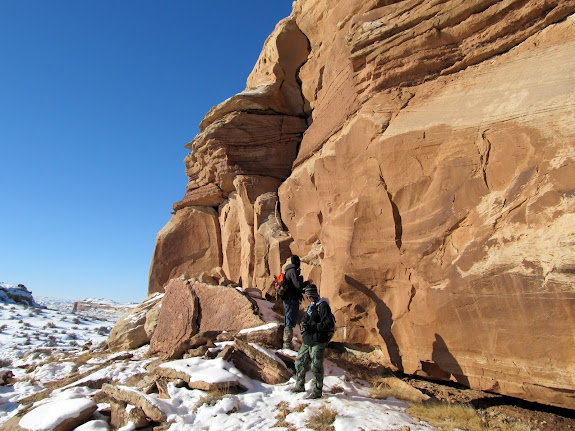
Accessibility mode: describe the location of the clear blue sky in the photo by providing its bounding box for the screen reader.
[0,1,294,303]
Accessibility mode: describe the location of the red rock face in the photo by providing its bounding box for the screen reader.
[148,1,575,408]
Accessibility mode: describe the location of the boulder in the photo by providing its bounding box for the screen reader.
[151,358,241,392]
[235,323,283,349]
[148,279,200,360]
[109,400,148,429]
[107,293,164,352]
[192,283,266,333]
[19,398,97,431]
[101,384,166,423]
[232,338,291,384]
[143,299,162,338]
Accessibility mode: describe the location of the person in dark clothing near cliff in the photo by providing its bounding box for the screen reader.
[292,283,334,399]
[281,255,306,350]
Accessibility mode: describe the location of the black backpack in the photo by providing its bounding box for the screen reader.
[316,301,336,340]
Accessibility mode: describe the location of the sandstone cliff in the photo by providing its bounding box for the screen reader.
[148,0,575,409]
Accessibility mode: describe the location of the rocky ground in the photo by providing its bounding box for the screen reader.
[328,348,575,431]
[410,379,575,431]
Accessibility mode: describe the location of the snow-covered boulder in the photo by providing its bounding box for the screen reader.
[19,398,97,431]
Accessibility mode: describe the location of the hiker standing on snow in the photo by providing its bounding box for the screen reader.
[281,255,306,350]
[292,283,334,399]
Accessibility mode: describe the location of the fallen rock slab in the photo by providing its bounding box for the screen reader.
[19,398,97,431]
[232,338,291,384]
[149,279,200,360]
[235,322,283,349]
[192,282,267,333]
[110,399,149,429]
[152,357,241,391]
[101,384,167,422]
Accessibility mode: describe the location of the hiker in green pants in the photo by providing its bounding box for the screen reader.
[292,284,335,399]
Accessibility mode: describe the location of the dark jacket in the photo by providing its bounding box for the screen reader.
[301,299,333,345]
[282,264,304,301]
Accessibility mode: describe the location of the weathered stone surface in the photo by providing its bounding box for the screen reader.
[236,323,283,349]
[253,192,293,295]
[279,0,575,409]
[148,206,222,295]
[19,398,97,431]
[143,298,162,338]
[199,17,310,131]
[110,400,148,429]
[107,293,164,352]
[216,345,235,362]
[219,176,283,289]
[149,279,200,360]
[148,0,575,409]
[192,283,266,333]
[102,384,166,422]
[232,338,291,384]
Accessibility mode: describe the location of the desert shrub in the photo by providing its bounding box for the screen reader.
[306,405,337,431]
[47,336,58,347]
[73,317,81,324]
[0,324,7,333]
[23,322,31,328]
[96,326,109,336]
[0,358,12,367]
[18,319,23,324]
[45,322,57,329]
[61,316,67,320]
[198,386,233,408]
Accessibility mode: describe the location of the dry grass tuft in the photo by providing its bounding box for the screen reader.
[306,405,337,431]
[198,386,234,408]
[408,402,534,431]
[274,401,298,431]
[370,376,429,403]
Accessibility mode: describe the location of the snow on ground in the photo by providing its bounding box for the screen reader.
[0,287,436,430]
[0,299,111,362]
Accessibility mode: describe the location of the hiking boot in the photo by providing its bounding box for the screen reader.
[291,386,305,393]
[305,392,322,399]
